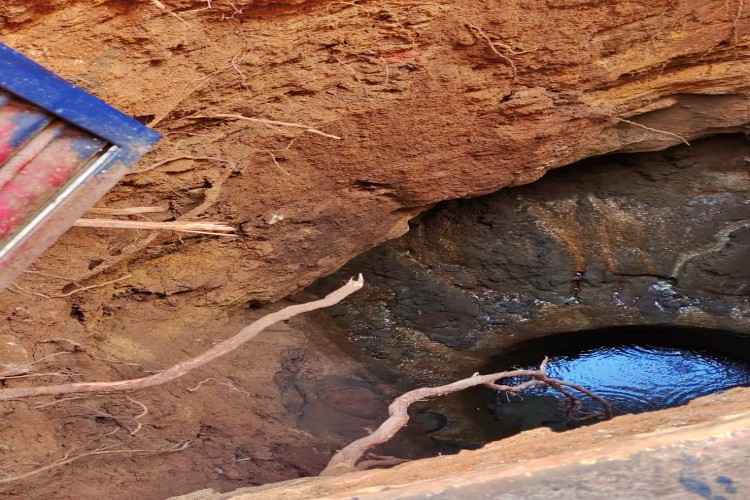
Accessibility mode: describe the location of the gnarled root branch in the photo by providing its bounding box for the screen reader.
[321,357,612,476]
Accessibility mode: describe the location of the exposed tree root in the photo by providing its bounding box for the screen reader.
[320,358,612,476]
[0,275,364,402]
[73,218,236,236]
[190,113,342,140]
[615,117,691,146]
[86,206,169,216]
[0,440,191,485]
[75,165,235,281]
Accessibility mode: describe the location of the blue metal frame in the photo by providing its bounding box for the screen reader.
[0,42,160,163]
[0,41,161,291]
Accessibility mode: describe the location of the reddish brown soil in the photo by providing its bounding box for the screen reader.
[0,1,749,498]
[0,302,429,498]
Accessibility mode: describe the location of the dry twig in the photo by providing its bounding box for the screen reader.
[615,117,691,146]
[321,358,612,476]
[73,219,236,236]
[190,113,342,140]
[0,275,364,401]
[0,440,190,485]
[86,206,169,216]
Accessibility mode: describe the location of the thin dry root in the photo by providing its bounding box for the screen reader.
[74,219,236,236]
[466,24,518,79]
[616,117,691,146]
[191,113,342,140]
[86,206,169,216]
[131,155,235,175]
[0,275,364,401]
[0,440,190,485]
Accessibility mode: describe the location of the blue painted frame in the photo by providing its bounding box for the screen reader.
[0,42,160,163]
[0,41,161,291]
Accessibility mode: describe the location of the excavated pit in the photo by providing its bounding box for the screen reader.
[0,134,748,498]
[1,2,750,498]
[0,130,748,499]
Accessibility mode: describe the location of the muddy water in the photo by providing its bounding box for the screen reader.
[482,327,750,435]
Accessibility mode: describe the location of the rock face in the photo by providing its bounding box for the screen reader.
[315,135,750,378]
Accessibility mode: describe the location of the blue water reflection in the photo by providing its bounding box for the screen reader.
[488,327,750,422]
[503,344,750,414]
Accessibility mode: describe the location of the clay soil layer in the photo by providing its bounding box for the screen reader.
[0,1,749,498]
